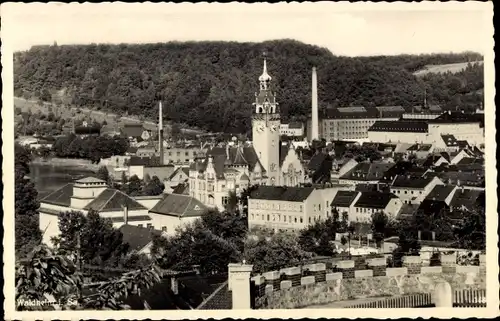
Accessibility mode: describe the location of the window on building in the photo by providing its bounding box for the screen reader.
[404,191,408,194]
[300,218,303,223]
[299,205,303,212]
[138,224,143,228]
[284,216,286,222]
[309,217,311,223]
[162,226,167,232]
[147,223,153,229]
[267,214,270,221]
[319,204,321,211]
[294,217,297,223]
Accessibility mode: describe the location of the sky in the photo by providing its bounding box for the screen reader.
[1,2,492,57]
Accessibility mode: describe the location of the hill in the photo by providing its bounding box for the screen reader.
[13,40,484,134]
[413,61,484,77]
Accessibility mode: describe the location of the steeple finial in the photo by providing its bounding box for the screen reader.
[259,51,272,88]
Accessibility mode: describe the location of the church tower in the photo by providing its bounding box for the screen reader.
[252,56,281,185]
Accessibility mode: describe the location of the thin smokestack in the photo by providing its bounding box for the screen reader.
[311,66,319,141]
[159,101,164,165]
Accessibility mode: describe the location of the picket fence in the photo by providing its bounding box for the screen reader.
[346,289,486,308]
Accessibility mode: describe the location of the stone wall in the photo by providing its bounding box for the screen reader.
[253,254,486,309]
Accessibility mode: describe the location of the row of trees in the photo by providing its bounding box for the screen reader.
[14,41,483,134]
[51,134,129,163]
[96,167,166,197]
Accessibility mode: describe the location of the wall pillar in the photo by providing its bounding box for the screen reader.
[441,252,457,274]
[402,256,422,274]
[433,281,453,307]
[228,263,254,309]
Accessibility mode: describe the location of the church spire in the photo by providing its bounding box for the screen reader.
[258,53,272,90]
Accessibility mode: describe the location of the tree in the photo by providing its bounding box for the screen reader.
[371,211,389,249]
[13,42,483,134]
[16,244,163,310]
[391,221,421,267]
[244,232,313,273]
[225,190,238,214]
[126,175,143,197]
[51,210,130,267]
[239,184,259,217]
[339,210,349,233]
[142,175,165,196]
[201,208,248,253]
[121,171,128,184]
[453,207,485,251]
[96,166,110,183]
[170,123,182,139]
[298,212,340,256]
[15,143,42,258]
[151,220,241,274]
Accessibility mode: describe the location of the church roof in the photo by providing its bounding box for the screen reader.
[194,146,266,179]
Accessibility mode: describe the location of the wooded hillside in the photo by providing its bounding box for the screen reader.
[14,40,484,134]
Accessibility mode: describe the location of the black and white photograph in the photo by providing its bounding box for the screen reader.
[2,1,497,319]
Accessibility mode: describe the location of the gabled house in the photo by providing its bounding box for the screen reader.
[406,143,434,159]
[248,186,328,232]
[164,167,190,193]
[119,224,165,257]
[330,190,360,222]
[306,150,333,184]
[427,171,485,190]
[121,123,151,142]
[424,184,457,206]
[449,187,484,212]
[390,175,444,205]
[148,194,209,235]
[351,192,402,223]
[339,162,394,185]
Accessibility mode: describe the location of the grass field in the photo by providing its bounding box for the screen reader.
[413,60,483,77]
[14,97,204,135]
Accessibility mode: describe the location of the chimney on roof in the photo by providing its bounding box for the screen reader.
[311,67,319,141]
[226,143,230,160]
[123,205,128,225]
[158,101,164,166]
[228,263,254,309]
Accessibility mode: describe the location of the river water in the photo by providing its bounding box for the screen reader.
[29,163,97,198]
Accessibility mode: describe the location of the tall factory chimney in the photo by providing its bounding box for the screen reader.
[158,101,164,165]
[311,66,319,141]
